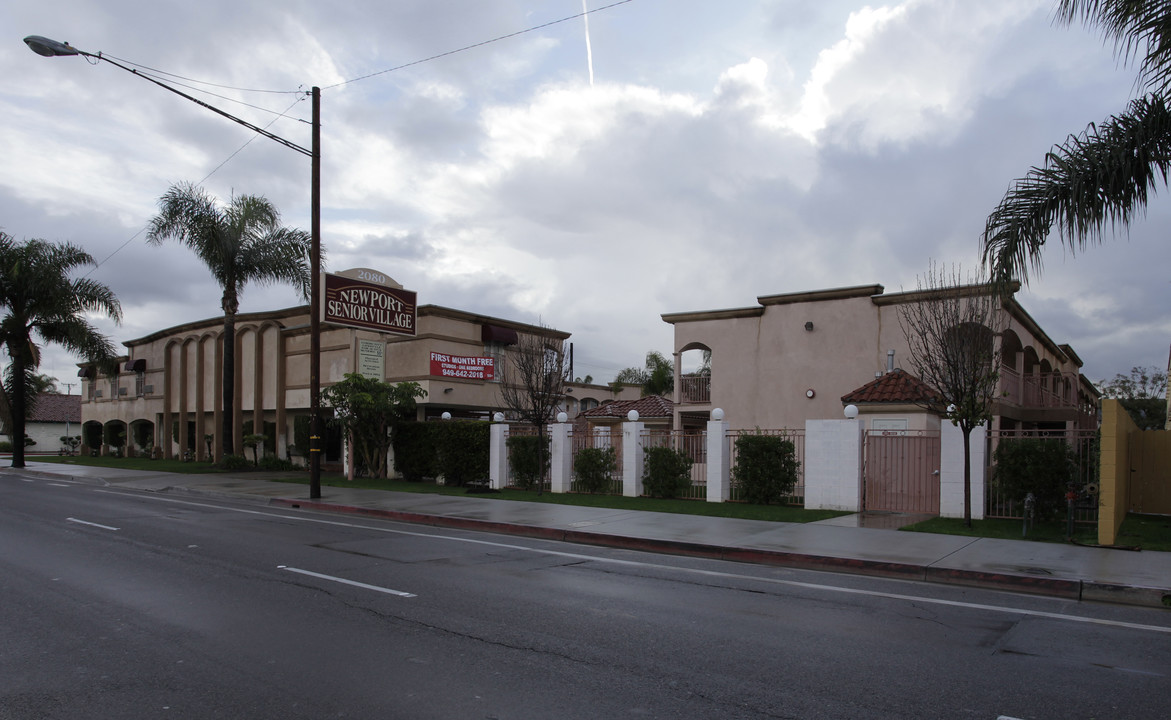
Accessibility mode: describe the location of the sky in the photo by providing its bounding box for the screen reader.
[3,0,1169,392]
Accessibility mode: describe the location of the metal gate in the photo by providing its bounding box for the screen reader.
[863,430,941,513]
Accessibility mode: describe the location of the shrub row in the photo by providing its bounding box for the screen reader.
[394,420,490,487]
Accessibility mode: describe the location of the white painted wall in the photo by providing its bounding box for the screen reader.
[804,419,864,511]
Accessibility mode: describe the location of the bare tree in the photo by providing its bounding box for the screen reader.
[498,324,570,495]
[899,264,1008,527]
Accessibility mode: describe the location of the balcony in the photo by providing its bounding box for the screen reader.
[680,374,711,404]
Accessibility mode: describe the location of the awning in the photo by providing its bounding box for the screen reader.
[124,359,146,372]
[481,324,519,345]
[77,366,95,378]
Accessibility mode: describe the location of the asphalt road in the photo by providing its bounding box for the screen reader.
[2,472,1169,719]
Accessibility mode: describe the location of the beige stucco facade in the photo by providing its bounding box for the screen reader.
[80,298,582,465]
[663,283,1099,432]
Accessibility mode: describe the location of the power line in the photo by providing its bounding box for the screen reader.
[325,0,635,90]
[84,94,307,276]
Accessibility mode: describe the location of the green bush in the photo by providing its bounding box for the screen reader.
[433,421,490,487]
[0,441,11,453]
[642,446,692,498]
[992,438,1078,519]
[574,446,617,494]
[218,454,251,471]
[732,433,800,505]
[507,434,550,490]
[394,421,439,482]
[293,415,311,457]
[258,456,298,472]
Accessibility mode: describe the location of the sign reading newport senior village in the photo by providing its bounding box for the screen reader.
[430,353,495,380]
[323,271,416,336]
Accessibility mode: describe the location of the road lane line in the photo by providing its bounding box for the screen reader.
[98,491,1171,634]
[278,566,416,598]
[66,517,120,531]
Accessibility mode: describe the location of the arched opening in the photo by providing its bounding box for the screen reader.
[102,420,128,457]
[678,342,711,404]
[128,419,156,458]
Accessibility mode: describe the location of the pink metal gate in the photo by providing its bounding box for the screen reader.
[863,430,941,513]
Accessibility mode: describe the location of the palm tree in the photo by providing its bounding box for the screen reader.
[982,0,1171,283]
[614,350,675,397]
[147,182,313,456]
[0,233,121,468]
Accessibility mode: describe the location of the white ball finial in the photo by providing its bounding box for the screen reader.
[627,410,639,422]
[844,404,859,419]
[712,408,725,421]
[557,412,568,423]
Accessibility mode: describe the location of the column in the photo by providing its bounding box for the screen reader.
[550,419,572,493]
[622,414,645,497]
[706,410,730,503]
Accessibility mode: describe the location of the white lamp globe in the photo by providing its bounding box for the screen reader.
[844,404,859,419]
[441,412,451,420]
[557,412,568,423]
[493,412,505,422]
[627,410,639,422]
[712,408,725,421]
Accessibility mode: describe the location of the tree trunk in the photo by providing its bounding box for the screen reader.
[10,350,27,468]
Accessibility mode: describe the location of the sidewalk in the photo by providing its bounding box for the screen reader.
[9,461,1171,609]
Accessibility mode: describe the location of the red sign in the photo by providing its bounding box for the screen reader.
[324,273,416,335]
[430,352,495,380]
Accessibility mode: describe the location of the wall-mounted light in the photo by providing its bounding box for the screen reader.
[806,388,815,399]
[443,387,454,394]
[804,321,814,332]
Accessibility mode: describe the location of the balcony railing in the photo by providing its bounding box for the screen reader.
[680,375,711,404]
[998,366,1075,409]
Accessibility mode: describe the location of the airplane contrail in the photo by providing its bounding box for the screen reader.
[582,0,595,86]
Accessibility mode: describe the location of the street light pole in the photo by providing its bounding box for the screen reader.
[310,87,323,498]
[27,36,323,497]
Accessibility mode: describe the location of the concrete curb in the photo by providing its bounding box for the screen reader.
[266,497,1171,609]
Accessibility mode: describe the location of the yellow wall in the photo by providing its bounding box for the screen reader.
[1098,399,1135,545]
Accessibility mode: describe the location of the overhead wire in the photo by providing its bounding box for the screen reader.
[324,0,634,90]
[85,0,636,272]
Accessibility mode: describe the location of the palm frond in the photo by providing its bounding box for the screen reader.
[1057,0,1171,95]
[982,94,1171,283]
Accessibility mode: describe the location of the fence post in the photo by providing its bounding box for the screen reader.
[804,418,864,511]
[622,412,645,497]
[706,409,730,502]
[489,414,508,490]
[940,422,987,519]
[550,415,572,494]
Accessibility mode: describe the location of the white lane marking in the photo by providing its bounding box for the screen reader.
[278,566,416,598]
[66,517,120,531]
[48,483,71,487]
[98,490,1171,635]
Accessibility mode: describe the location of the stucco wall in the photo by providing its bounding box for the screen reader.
[1098,399,1134,545]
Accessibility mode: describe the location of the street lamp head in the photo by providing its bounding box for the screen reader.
[24,36,81,58]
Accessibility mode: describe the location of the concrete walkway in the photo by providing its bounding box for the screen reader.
[8,460,1171,609]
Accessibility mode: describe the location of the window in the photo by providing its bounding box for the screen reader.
[136,370,146,397]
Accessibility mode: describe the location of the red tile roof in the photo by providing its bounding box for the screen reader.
[580,395,673,418]
[840,369,941,406]
[28,393,82,423]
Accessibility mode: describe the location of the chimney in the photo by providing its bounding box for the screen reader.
[887,349,895,374]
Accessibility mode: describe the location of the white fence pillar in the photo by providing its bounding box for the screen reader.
[706,413,730,502]
[803,419,864,511]
[940,422,987,520]
[550,421,572,493]
[622,419,645,497]
[489,417,508,490]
